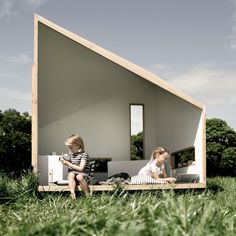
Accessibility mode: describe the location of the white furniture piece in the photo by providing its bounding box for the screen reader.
[38,155,109,185]
[38,155,67,185]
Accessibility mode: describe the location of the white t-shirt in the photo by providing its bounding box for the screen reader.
[138,161,165,177]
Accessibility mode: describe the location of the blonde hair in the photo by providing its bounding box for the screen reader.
[65,134,84,151]
[149,147,170,163]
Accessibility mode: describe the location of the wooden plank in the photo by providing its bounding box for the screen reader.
[38,183,206,192]
[202,107,207,183]
[32,14,39,173]
[125,183,206,190]
[31,64,37,172]
[38,184,114,192]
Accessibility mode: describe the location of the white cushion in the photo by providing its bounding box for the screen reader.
[130,175,167,185]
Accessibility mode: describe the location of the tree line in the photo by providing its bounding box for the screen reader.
[0,109,235,177]
[0,109,31,176]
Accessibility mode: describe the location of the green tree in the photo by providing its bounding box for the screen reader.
[0,109,31,176]
[206,118,236,176]
[131,132,143,160]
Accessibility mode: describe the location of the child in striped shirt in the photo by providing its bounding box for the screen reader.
[60,134,91,199]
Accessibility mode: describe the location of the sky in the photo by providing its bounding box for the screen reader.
[0,0,236,131]
[130,105,143,135]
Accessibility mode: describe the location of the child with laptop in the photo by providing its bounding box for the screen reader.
[138,147,176,183]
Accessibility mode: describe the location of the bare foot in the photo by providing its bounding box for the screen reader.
[70,193,76,200]
[85,192,92,198]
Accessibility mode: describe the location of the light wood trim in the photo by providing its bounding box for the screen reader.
[32,14,39,172]
[35,14,204,110]
[202,106,207,183]
[125,183,206,190]
[32,64,38,172]
[39,184,114,192]
[34,14,39,64]
[38,183,206,192]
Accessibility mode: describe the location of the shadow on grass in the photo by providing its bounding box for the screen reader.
[206,178,224,193]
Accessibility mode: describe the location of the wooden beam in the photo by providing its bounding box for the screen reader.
[32,14,38,172]
[32,63,38,172]
[202,106,207,183]
[38,183,206,192]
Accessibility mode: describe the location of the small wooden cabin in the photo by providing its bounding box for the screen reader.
[32,15,206,191]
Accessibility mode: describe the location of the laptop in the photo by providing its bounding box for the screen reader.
[175,174,199,183]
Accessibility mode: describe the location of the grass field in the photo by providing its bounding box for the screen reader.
[0,172,236,236]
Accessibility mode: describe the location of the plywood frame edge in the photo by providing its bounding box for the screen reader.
[38,183,206,192]
[32,14,38,172]
[202,106,207,183]
[35,14,204,110]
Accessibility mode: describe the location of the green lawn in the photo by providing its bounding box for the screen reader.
[0,173,236,236]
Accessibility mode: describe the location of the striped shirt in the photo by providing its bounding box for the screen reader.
[68,151,90,174]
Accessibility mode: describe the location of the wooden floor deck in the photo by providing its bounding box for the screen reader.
[38,183,206,192]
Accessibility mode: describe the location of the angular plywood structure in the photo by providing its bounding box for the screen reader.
[32,14,206,191]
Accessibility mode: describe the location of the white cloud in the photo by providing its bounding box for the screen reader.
[160,63,236,130]
[0,86,31,112]
[0,53,31,64]
[0,0,48,19]
[166,64,236,104]
[131,105,143,135]
[0,53,32,112]
[8,54,31,64]
[151,63,169,70]
[148,63,173,78]
[0,86,31,102]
